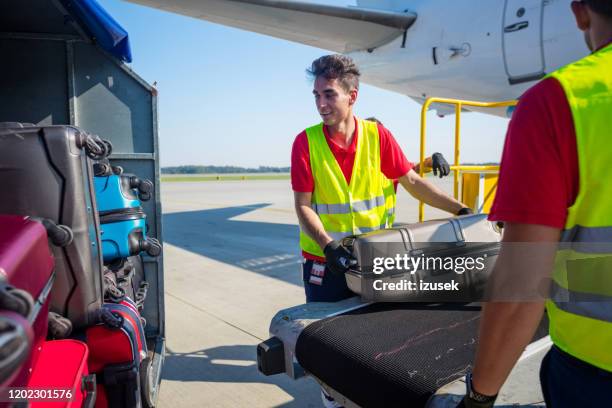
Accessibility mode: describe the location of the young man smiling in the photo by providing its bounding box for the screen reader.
[291,54,470,304]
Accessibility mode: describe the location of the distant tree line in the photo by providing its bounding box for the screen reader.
[161,162,499,175]
[161,165,291,174]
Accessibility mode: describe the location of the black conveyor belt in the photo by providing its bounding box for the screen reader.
[295,303,548,408]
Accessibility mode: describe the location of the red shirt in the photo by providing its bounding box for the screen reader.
[292,117,413,260]
[488,77,578,229]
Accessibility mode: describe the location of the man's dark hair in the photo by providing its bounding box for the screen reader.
[307,54,361,92]
[583,0,612,17]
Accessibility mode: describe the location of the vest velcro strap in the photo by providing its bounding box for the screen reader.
[551,281,612,323]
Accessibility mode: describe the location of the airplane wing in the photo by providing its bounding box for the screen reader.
[125,0,417,53]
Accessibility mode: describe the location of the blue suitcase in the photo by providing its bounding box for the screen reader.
[94,162,153,210]
[94,165,161,263]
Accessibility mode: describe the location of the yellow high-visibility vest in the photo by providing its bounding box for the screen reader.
[546,43,612,371]
[300,118,396,258]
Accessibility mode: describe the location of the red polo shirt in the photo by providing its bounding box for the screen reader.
[292,117,413,260]
[488,77,578,228]
[490,41,612,227]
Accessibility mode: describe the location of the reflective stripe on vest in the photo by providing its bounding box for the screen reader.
[299,119,396,258]
[546,43,612,372]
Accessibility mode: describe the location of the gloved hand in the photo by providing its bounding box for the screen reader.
[456,396,496,408]
[323,240,358,276]
[432,153,450,178]
[457,207,474,216]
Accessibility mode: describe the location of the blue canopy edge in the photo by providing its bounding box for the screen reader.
[61,0,133,63]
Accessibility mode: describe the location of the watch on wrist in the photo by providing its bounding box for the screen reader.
[466,373,497,403]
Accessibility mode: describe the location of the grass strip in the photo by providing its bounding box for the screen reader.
[161,174,290,182]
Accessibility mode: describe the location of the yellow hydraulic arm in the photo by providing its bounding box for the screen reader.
[418,97,517,222]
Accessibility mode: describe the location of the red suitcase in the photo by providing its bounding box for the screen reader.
[27,340,96,408]
[0,215,55,388]
[86,299,149,408]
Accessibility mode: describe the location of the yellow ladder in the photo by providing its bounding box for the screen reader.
[418,97,517,222]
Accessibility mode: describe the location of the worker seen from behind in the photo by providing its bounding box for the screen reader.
[457,1,612,407]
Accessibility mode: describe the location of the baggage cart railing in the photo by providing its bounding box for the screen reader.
[418,97,517,221]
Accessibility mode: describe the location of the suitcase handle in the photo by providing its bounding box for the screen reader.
[81,374,97,408]
[0,312,33,387]
[0,286,34,318]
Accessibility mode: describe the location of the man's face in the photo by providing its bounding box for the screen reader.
[312,77,357,127]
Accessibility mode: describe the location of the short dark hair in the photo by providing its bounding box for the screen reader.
[307,54,360,92]
[583,0,612,17]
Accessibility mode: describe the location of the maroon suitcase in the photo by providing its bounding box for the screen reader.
[0,215,55,387]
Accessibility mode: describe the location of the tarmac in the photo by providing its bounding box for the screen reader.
[156,177,459,408]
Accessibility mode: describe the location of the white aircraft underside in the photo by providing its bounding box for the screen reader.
[126,0,589,115]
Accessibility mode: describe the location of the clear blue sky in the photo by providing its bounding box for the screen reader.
[100,0,510,168]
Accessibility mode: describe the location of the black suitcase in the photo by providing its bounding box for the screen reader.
[104,256,149,312]
[0,122,109,328]
[342,214,501,302]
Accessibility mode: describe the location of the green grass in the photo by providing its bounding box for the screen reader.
[161,174,290,182]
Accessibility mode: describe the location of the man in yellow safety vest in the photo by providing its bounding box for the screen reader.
[291,54,470,303]
[291,53,471,408]
[459,1,612,407]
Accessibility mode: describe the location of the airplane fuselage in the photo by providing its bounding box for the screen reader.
[352,0,588,113]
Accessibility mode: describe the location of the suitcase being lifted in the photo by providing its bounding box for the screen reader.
[0,122,109,328]
[342,214,501,302]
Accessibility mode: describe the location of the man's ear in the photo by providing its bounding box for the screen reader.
[571,0,591,31]
[349,88,358,106]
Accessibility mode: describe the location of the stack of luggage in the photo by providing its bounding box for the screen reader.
[0,122,162,407]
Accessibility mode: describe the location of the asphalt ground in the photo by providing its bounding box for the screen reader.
[156,178,454,408]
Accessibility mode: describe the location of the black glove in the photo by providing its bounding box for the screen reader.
[456,396,496,408]
[323,240,358,276]
[457,207,474,216]
[458,373,497,408]
[432,152,450,178]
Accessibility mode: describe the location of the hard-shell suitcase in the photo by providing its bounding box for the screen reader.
[0,123,108,328]
[0,215,55,387]
[27,340,96,408]
[94,166,153,209]
[94,166,161,263]
[342,214,501,302]
[86,299,152,408]
[98,209,161,263]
